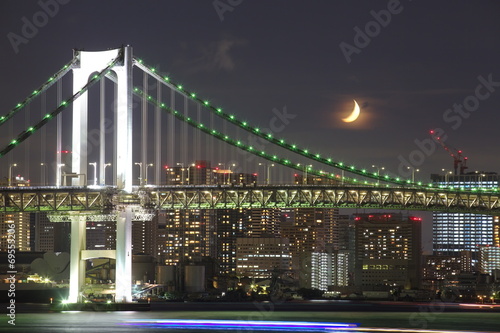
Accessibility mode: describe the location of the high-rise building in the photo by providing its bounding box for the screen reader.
[281,208,340,269]
[354,213,422,290]
[431,173,499,264]
[479,246,500,275]
[0,213,31,251]
[162,209,216,265]
[236,237,291,278]
[423,253,472,280]
[311,250,351,291]
[33,212,70,252]
[215,208,249,274]
[132,213,159,256]
[86,221,116,250]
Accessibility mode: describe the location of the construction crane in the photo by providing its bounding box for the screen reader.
[429,130,468,175]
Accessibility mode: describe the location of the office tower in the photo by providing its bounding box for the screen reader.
[281,208,340,269]
[33,212,70,252]
[162,209,216,265]
[479,246,500,275]
[132,213,159,256]
[310,250,351,291]
[431,173,499,264]
[423,253,472,280]
[247,208,281,238]
[215,208,249,274]
[354,213,422,290]
[0,213,31,251]
[236,237,291,278]
[86,221,116,250]
[190,160,213,185]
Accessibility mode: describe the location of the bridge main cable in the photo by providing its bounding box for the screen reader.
[0,56,78,127]
[134,57,425,189]
[0,50,123,158]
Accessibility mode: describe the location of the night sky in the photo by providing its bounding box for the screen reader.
[2,0,500,181]
[2,1,500,252]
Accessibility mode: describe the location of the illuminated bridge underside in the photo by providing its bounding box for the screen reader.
[151,186,500,214]
[1,186,499,214]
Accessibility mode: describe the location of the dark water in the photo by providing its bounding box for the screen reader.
[1,309,500,333]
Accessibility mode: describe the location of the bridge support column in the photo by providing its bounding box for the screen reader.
[115,206,132,302]
[68,215,86,303]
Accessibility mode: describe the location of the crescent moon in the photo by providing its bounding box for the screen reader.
[342,99,361,123]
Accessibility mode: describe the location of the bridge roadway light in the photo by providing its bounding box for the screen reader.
[103,163,111,185]
[407,166,419,183]
[40,163,48,186]
[228,163,236,184]
[89,162,97,186]
[372,165,385,186]
[57,164,65,187]
[8,163,17,187]
[187,163,195,185]
[297,164,312,185]
[259,162,275,185]
[177,163,185,185]
[442,169,452,184]
[146,163,153,185]
[135,162,143,186]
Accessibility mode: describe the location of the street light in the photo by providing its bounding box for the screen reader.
[442,169,452,184]
[57,164,65,187]
[89,162,97,186]
[218,163,228,184]
[135,162,143,186]
[146,163,153,185]
[407,166,419,183]
[40,163,48,186]
[177,163,185,185]
[372,164,385,185]
[299,164,312,185]
[9,163,17,187]
[227,163,236,184]
[187,163,195,185]
[259,162,275,185]
[103,163,111,185]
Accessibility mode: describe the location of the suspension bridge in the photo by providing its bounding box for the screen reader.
[1,46,499,303]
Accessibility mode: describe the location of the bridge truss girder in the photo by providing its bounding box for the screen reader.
[1,186,499,214]
[0,187,113,213]
[150,186,500,214]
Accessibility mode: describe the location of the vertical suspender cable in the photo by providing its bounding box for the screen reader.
[24,104,30,180]
[223,120,227,172]
[155,82,161,185]
[182,95,188,167]
[41,92,47,184]
[168,88,175,169]
[99,78,105,185]
[8,113,13,171]
[56,80,62,180]
[196,104,201,161]
[209,112,214,171]
[141,72,148,186]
